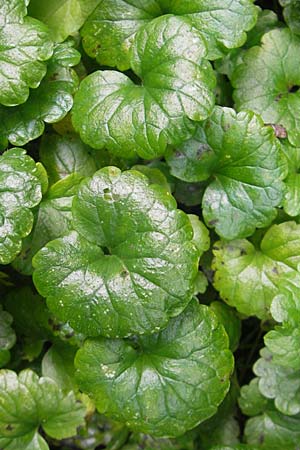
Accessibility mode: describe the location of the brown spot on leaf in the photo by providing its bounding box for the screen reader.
[266,123,287,138]
[208,219,219,226]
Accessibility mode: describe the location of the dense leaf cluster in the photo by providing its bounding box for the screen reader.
[1,0,300,449]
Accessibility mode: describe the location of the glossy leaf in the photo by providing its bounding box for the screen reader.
[39,133,97,185]
[75,299,233,437]
[33,167,199,337]
[0,42,80,147]
[254,347,300,416]
[210,302,241,352]
[213,222,300,319]
[73,15,215,159]
[42,343,77,393]
[281,142,300,216]
[0,148,43,265]
[81,0,257,69]
[0,0,53,106]
[28,0,101,42]
[0,369,85,447]
[168,107,287,240]
[265,325,300,370]
[13,173,84,275]
[0,306,16,368]
[232,28,300,147]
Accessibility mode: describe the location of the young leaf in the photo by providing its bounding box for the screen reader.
[239,378,271,417]
[281,142,300,216]
[210,302,241,352]
[167,107,287,240]
[42,343,78,393]
[13,173,84,275]
[254,347,300,416]
[0,369,85,447]
[39,133,97,185]
[213,222,300,319]
[75,299,233,437]
[232,28,300,147]
[81,0,257,69]
[0,305,16,368]
[73,15,215,159]
[279,0,300,36]
[28,0,101,43]
[0,42,80,147]
[265,325,300,370]
[0,0,53,106]
[0,148,43,265]
[33,167,199,338]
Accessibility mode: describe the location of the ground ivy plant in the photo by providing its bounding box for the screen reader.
[1,1,300,449]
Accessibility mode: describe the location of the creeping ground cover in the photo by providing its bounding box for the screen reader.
[2,0,300,449]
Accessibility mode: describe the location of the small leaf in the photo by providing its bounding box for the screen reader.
[254,347,300,416]
[239,378,271,417]
[0,148,43,265]
[232,28,300,147]
[75,299,233,437]
[210,302,241,352]
[0,0,53,106]
[33,167,199,337]
[0,305,16,368]
[39,133,97,185]
[73,15,215,159]
[42,343,78,393]
[279,0,300,36]
[0,42,80,147]
[28,0,101,42]
[213,222,300,319]
[0,369,85,445]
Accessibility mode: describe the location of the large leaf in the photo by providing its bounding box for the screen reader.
[166,107,287,240]
[232,28,300,147]
[0,369,85,449]
[213,222,300,319]
[75,299,233,437]
[0,148,43,265]
[33,167,200,338]
[81,0,257,69]
[73,15,215,159]
[13,173,84,275]
[0,42,80,147]
[28,0,101,42]
[0,0,53,106]
[0,306,16,368]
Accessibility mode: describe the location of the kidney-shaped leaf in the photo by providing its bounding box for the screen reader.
[0,0,53,106]
[167,107,287,240]
[75,299,233,437]
[213,222,300,319]
[73,15,215,159]
[81,0,257,69]
[0,369,85,449]
[33,167,199,338]
[0,148,43,265]
[232,28,300,147]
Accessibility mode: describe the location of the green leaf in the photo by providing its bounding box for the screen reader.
[75,299,233,437]
[124,432,194,450]
[39,133,97,185]
[239,378,271,417]
[232,28,300,147]
[0,42,80,147]
[0,148,43,265]
[168,107,287,240]
[210,302,241,352]
[254,347,300,416]
[13,173,84,275]
[212,221,300,319]
[28,0,101,42]
[81,0,257,69]
[0,0,53,106]
[281,142,300,216]
[0,369,85,446]
[188,215,210,257]
[265,325,300,370]
[280,0,300,36]
[245,408,300,449]
[198,415,240,449]
[210,446,261,450]
[33,167,199,338]
[42,343,77,393]
[0,430,49,450]
[0,305,16,368]
[73,15,215,159]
